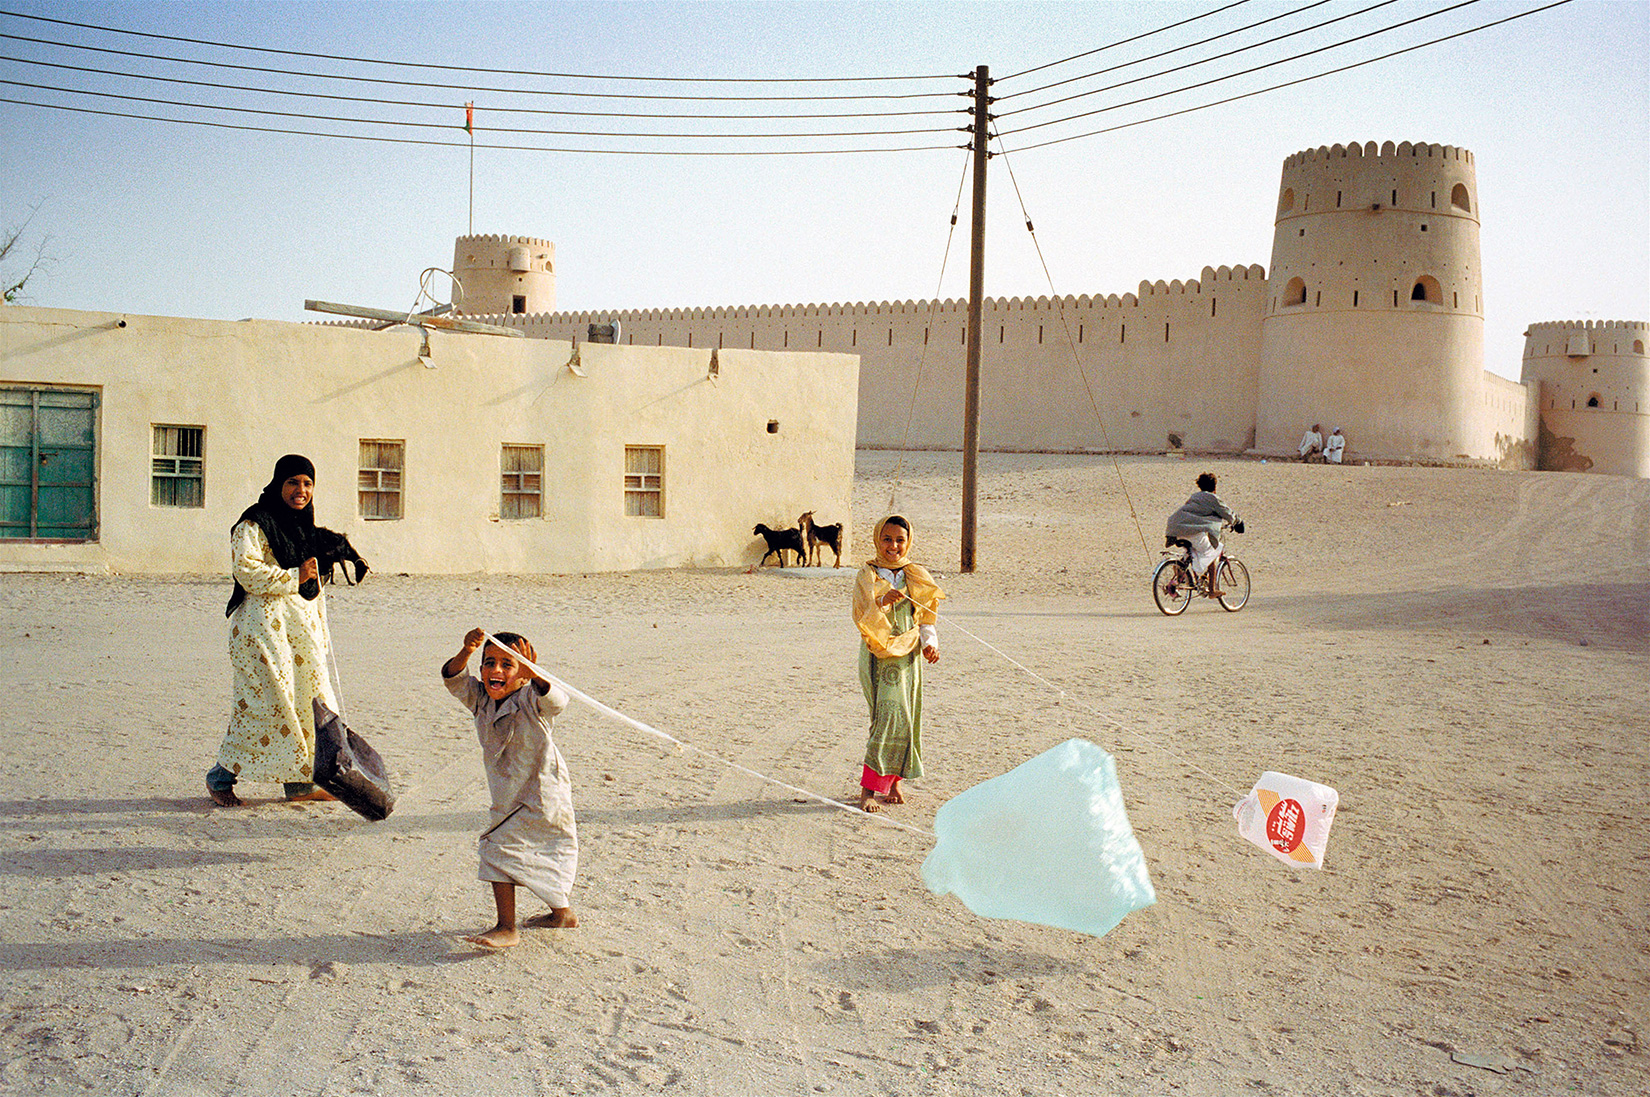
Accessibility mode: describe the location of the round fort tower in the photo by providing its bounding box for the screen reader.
[1256,141,1484,459]
[1521,320,1648,477]
[452,234,556,316]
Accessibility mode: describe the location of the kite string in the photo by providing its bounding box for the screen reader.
[478,632,935,838]
[894,597,1246,799]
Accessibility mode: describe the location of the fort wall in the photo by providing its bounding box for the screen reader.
[476,263,1269,454]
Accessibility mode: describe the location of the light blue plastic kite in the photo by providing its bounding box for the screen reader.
[921,739,1156,938]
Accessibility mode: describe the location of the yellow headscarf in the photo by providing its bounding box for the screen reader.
[852,516,945,658]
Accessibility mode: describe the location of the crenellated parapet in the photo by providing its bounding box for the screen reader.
[1523,319,1647,340]
[479,266,1270,334]
[1281,141,1473,169]
[453,233,555,249]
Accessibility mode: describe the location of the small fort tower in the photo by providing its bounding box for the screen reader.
[1257,142,1484,458]
[1521,320,1649,477]
[452,234,556,316]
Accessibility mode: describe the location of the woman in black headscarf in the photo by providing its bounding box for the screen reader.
[206,454,339,806]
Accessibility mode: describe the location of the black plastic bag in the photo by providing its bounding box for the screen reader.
[312,698,396,821]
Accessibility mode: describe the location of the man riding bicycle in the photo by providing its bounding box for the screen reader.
[1166,472,1243,598]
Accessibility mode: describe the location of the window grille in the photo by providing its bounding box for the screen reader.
[501,444,543,519]
[151,425,204,507]
[358,439,404,520]
[624,446,664,518]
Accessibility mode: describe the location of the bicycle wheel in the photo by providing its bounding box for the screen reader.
[1152,558,1193,615]
[1217,557,1250,611]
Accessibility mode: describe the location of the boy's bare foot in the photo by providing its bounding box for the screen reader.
[286,788,337,803]
[463,925,520,950]
[884,781,905,805]
[208,788,243,807]
[524,908,578,929]
[858,790,880,813]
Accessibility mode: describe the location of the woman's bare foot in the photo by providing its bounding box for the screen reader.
[285,788,337,803]
[463,925,520,950]
[524,908,578,929]
[208,787,243,807]
[883,780,905,805]
[858,790,880,813]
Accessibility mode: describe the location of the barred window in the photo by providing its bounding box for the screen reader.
[151,425,204,508]
[624,445,663,518]
[501,444,543,519]
[358,439,404,520]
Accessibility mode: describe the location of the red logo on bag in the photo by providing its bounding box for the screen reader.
[1266,798,1305,853]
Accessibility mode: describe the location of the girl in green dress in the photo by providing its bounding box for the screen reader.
[850,516,944,813]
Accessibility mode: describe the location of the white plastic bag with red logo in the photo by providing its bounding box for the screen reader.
[1233,771,1338,869]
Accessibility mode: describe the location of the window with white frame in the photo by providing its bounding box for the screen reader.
[358,439,404,519]
[501,444,543,519]
[624,445,663,517]
[151,424,204,508]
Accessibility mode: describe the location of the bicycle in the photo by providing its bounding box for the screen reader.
[1151,530,1250,615]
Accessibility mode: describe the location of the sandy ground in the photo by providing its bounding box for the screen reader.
[0,452,1646,1097]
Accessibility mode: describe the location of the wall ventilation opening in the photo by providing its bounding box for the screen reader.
[767,420,779,434]
[511,295,526,314]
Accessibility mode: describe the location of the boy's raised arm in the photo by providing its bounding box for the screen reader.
[443,628,486,678]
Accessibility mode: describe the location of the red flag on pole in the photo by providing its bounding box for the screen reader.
[465,102,473,135]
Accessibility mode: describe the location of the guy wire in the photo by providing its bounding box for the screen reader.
[989,125,1154,565]
[886,151,972,516]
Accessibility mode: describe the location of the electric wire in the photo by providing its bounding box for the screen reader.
[0,95,963,155]
[0,75,963,140]
[996,0,1341,103]
[1000,0,1473,132]
[999,0,1253,81]
[1002,0,1572,151]
[0,52,962,120]
[0,30,958,104]
[0,8,954,85]
[0,1,1570,155]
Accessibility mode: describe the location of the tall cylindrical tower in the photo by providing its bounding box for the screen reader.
[452,234,556,316]
[1256,141,1484,459]
[1521,320,1648,477]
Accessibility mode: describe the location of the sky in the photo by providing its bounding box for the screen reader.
[2,0,1646,382]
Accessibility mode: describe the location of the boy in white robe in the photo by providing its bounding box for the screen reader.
[443,628,578,948]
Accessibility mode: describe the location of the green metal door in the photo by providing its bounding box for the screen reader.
[0,386,98,540]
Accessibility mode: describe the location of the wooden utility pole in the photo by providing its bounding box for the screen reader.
[961,65,990,573]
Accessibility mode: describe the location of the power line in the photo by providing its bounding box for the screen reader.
[1000,0,1574,153]
[999,0,1484,137]
[0,1,1577,159]
[0,95,964,156]
[0,29,958,104]
[1000,0,1417,121]
[0,7,954,84]
[0,75,964,140]
[998,0,1254,82]
[0,52,961,121]
[997,0,1342,105]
